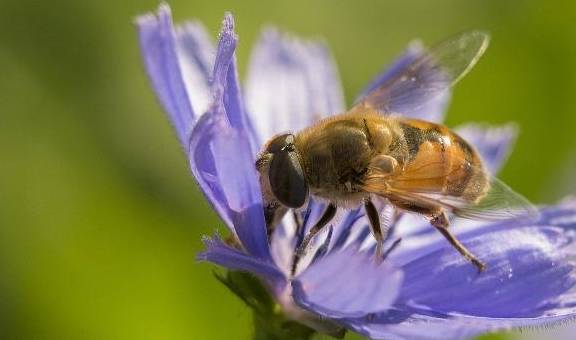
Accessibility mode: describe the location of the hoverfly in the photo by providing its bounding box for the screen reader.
[255,31,536,274]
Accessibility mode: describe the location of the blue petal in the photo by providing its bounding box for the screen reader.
[269,219,297,275]
[188,112,232,228]
[345,204,576,339]
[392,202,576,319]
[184,13,270,260]
[456,123,518,175]
[343,307,576,340]
[198,236,285,285]
[136,4,196,147]
[211,13,256,148]
[292,247,403,318]
[189,113,271,261]
[343,310,486,340]
[329,208,364,250]
[174,20,214,116]
[326,202,397,256]
[245,28,345,145]
[356,42,451,123]
[212,127,271,260]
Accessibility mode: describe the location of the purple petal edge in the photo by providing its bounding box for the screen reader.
[211,126,271,260]
[189,109,271,260]
[174,20,214,116]
[136,4,195,147]
[185,12,271,260]
[343,308,576,340]
[211,12,256,148]
[198,236,285,285]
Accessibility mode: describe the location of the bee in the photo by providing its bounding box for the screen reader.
[255,31,536,274]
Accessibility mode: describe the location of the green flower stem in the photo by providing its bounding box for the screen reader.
[252,310,316,340]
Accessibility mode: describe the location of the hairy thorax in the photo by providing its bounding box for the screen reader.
[294,111,398,207]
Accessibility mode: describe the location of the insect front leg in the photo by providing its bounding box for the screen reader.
[264,201,288,241]
[429,210,486,272]
[364,199,388,261]
[292,210,303,232]
[291,203,337,276]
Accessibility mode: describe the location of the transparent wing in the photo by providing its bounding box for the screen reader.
[388,177,538,222]
[452,177,538,221]
[363,158,538,223]
[352,31,489,116]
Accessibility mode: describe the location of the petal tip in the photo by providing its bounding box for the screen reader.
[134,13,156,27]
[157,2,174,26]
[157,2,172,16]
[196,252,208,262]
[223,11,235,27]
[407,39,424,52]
[220,12,237,39]
[475,30,491,44]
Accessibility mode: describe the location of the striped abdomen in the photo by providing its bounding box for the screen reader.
[389,118,489,203]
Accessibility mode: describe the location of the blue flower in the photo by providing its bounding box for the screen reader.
[136,4,576,339]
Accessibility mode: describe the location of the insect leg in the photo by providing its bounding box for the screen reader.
[382,238,402,261]
[292,210,303,231]
[264,202,288,241]
[291,203,337,276]
[364,199,388,261]
[264,202,278,238]
[430,210,486,272]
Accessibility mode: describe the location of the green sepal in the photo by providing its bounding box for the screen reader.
[215,270,319,340]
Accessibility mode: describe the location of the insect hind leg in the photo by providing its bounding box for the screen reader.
[430,210,486,272]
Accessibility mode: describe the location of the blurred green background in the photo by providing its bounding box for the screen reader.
[0,0,575,339]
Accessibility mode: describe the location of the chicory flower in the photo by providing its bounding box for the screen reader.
[136,4,576,339]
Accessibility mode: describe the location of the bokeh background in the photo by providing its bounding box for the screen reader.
[1,0,575,339]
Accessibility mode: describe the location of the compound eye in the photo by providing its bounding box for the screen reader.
[265,133,294,153]
[268,146,308,208]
